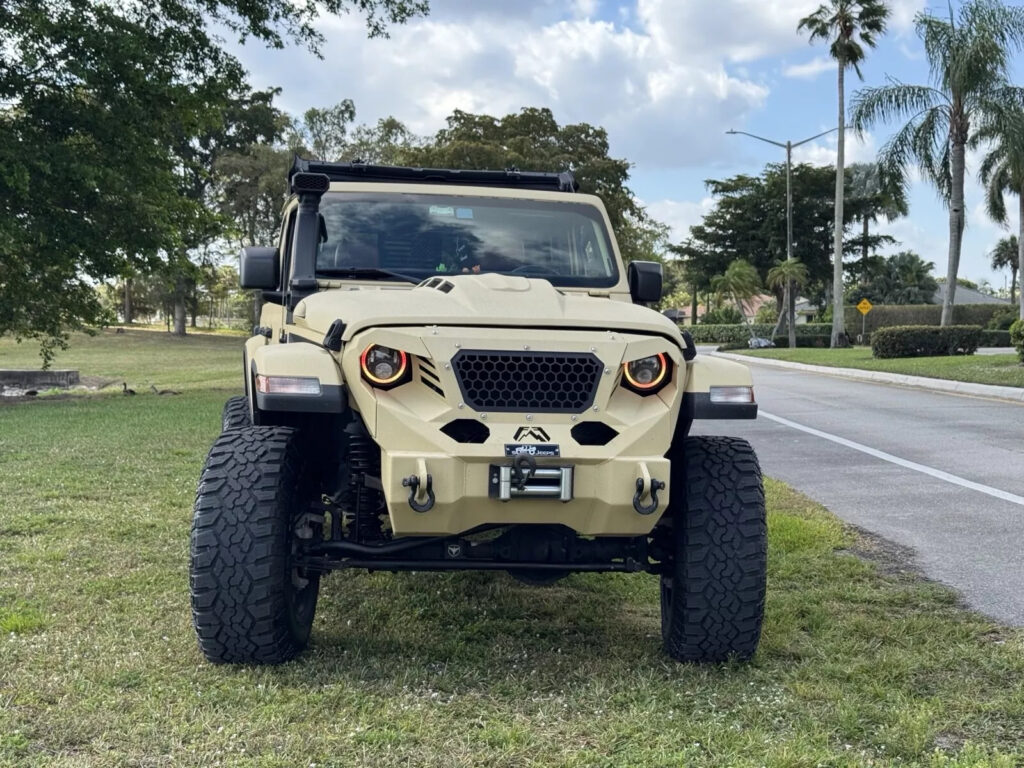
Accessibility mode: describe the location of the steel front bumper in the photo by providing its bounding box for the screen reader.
[341,326,683,537]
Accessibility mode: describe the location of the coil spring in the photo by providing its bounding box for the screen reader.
[346,427,384,542]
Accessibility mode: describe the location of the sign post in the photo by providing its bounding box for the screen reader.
[856,298,873,344]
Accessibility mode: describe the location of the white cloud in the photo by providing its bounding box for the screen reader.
[238,8,771,169]
[783,56,834,80]
[644,197,716,242]
[888,0,927,35]
[790,131,878,166]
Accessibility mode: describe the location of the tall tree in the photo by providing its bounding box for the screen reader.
[298,100,357,161]
[406,108,661,264]
[766,258,810,346]
[989,236,1020,306]
[0,0,427,363]
[852,0,1024,327]
[848,251,938,305]
[344,116,421,164]
[683,163,857,308]
[799,0,890,348]
[974,108,1024,319]
[710,260,762,337]
[845,161,908,281]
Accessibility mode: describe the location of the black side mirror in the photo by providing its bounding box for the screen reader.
[239,246,280,290]
[628,261,663,304]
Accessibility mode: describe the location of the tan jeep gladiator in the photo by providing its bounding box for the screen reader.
[190,158,765,665]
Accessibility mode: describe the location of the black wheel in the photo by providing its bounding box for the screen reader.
[660,436,766,663]
[221,395,251,431]
[190,426,321,664]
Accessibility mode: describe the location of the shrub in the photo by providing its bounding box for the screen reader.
[987,305,1018,331]
[1010,319,1024,363]
[871,325,982,359]
[842,303,1007,337]
[685,323,833,345]
[754,303,778,324]
[701,306,744,325]
[980,330,1012,347]
[773,335,831,348]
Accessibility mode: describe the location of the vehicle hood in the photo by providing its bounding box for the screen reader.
[292,273,684,345]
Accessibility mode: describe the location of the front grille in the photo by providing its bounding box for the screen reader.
[452,350,603,413]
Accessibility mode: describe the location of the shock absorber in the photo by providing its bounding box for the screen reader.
[344,421,385,543]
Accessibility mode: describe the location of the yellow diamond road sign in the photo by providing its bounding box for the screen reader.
[857,298,873,315]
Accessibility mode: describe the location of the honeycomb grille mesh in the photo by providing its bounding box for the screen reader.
[452,350,602,412]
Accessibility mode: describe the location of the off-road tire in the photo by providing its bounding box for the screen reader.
[660,436,766,663]
[190,426,320,664]
[221,395,252,431]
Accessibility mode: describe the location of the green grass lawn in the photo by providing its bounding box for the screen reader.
[739,347,1024,388]
[1,337,1022,766]
[0,328,244,393]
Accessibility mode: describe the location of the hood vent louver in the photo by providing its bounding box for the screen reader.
[417,357,445,399]
[422,277,455,294]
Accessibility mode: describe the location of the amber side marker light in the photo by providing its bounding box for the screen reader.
[360,345,409,388]
[621,353,669,395]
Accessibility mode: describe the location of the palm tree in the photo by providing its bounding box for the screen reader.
[852,0,1024,326]
[710,259,762,339]
[798,0,890,349]
[766,259,810,347]
[989,236,1020,307]
[846,162,909,282]
[975,108,1024,319]
[873,251,939,304]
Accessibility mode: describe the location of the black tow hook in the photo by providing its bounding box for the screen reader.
[402,474,435,513]
[633,477,665,515]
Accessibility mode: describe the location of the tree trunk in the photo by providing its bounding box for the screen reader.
[861,217,870,283]
[1018,195,1024,320]
[771,286,787,341]
[173,277,187,336]
[254,290,265,326]
[788,287,797,347]
[831,63,847,348]
[123,278,133,325]
[942,131,967,326]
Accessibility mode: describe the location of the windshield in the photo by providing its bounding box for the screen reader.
[314,192,619,288]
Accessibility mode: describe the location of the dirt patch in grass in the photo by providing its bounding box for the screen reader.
[837,525,921,579]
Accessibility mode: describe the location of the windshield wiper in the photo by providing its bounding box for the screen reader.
[317,267,420,284]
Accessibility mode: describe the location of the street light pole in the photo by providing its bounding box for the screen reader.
[725,126,846,347]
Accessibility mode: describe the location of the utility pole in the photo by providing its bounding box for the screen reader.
[726,126,847,348]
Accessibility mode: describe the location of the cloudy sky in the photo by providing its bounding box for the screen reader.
[229,0,1024,289]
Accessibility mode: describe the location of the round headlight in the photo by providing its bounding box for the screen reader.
[360,345,409,388]
[622,353,668,394]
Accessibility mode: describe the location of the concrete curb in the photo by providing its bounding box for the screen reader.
[712,351,1024,405]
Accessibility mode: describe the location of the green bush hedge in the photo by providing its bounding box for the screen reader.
[980,330,1012,347]
[871,325,982,358]
[842,303,1008,337]
[1010,319,1024,362]
[773,335,831,348]
[685,323,833,344]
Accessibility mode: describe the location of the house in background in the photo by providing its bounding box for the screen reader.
[663,293,778,325]
[933,283,1010,305]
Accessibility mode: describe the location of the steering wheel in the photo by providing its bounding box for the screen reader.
[508,264,559,276]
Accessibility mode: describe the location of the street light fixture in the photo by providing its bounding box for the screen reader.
[725,125,847,345]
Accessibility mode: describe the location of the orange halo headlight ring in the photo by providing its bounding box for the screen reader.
[621,353,670,395]
[360,345,409,389]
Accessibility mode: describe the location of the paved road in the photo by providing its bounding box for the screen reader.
[692,360,1024,626]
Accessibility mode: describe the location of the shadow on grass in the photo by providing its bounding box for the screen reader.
[261,569,676,689]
